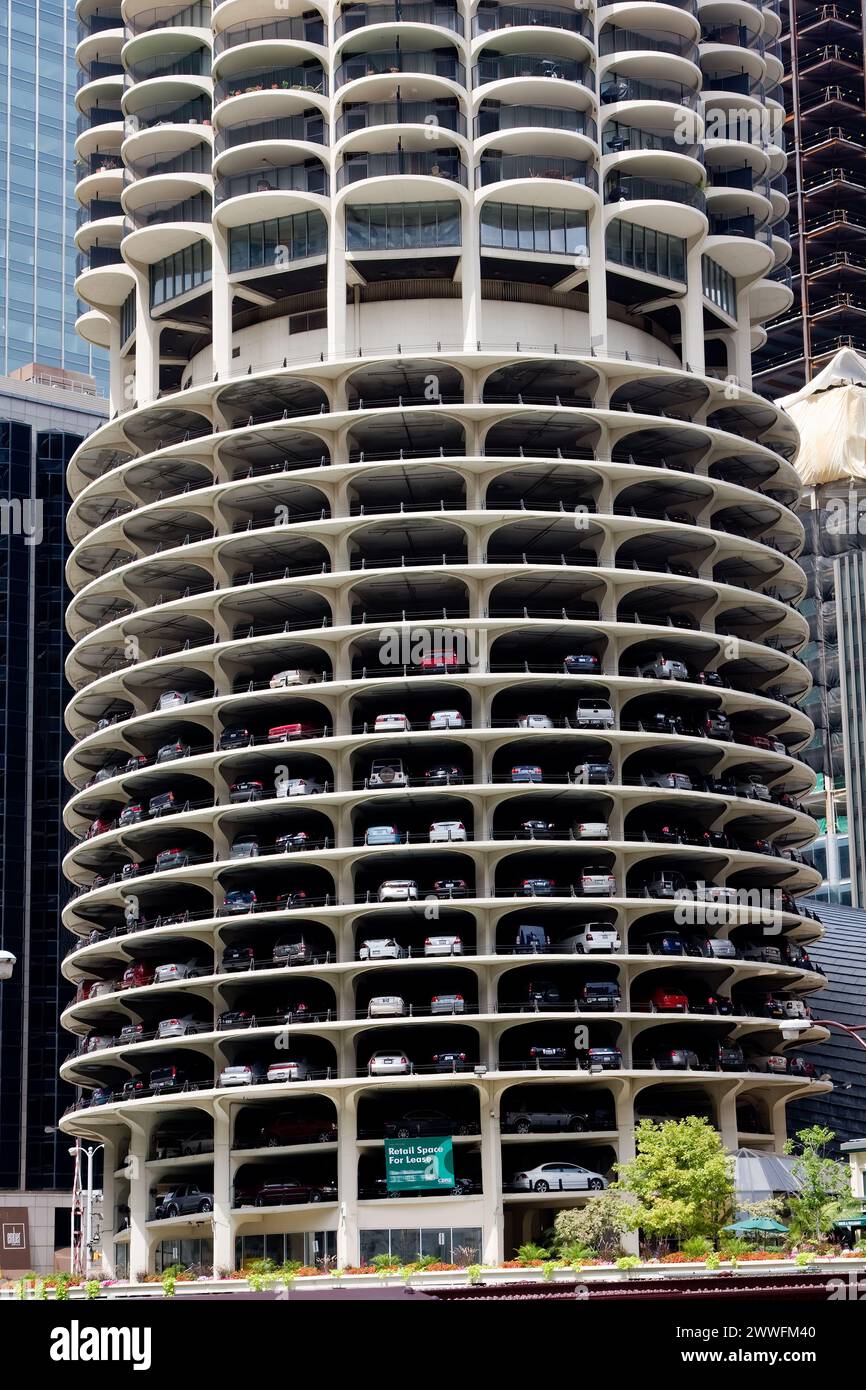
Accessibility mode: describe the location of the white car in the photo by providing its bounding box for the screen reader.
[377,879,418,902]
[516,714,554,729]
[367,995,406,1017]
[368,760,408,788]
[269,668,318,688]
[374,713,410,732]
[88,980,116,998]
[276,776,325,798]
[573,821,609,840]
[429,820,467,842]
[365,825,401,845]
[565,924,621,954]
[510,1162,607,1193]
[359,938,404,960]
[266,1059,310,1082]
[153,961,209,983]
[368,1050,411,1076]
[429,710,464,730]
[580,868,617,896]
[218,1064,265,1087]
[424,934,463,956]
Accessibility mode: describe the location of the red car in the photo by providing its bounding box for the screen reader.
[418,651,459,672]
[260,1115,338,1146]
[268,723,317,742]
[650,986,689,1013]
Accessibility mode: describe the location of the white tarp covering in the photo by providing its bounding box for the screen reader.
[779,347,866,485]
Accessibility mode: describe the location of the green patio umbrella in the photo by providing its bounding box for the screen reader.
[722,1218,789,1235]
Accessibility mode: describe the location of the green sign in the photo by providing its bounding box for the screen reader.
[384,1136,455,1191]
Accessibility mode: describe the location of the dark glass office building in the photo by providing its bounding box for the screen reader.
[0,0,106,387]
[0,372,106,1210]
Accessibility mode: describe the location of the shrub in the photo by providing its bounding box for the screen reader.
[554,1191,630,1260]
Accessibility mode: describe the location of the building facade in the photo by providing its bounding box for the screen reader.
[753,0,866,395]
[0,0,106,385]
[0,369,106,1271]
[62,0,831,1277]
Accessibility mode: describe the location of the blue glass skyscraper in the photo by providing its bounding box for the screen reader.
[0,0,106,384]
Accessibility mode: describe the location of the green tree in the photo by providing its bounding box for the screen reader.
[784,1126,850,1241]
[553,1190,630,1260]
[614,1117,734,1248]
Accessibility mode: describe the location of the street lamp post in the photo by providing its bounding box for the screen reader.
[781,1017,866,1050]
[68,1142,103,1276]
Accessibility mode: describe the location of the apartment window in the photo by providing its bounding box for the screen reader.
[150,240,212,307]
[702,255,737,318]
[228,212,328,272]
[480,202,588,256]
[120,290,135,349]
[606,219,686,281]
[346,201,461,251]
[360,1226,482,1264]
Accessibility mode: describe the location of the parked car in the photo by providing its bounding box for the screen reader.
[564,652,601,673]
[276,830,310,852]
[651,1048,700,1071]
[229,779,264,803]
[573,820,609,840]
[639,655,689,681]
[218,1063,267,1086]
[644,769,692,790]
[219,726,252,750]
[516,714,554,729]
[417,651,460,673]
[155,847,189,872]
[369,759,408,787]
[580,980,621,1010]
[359,938,404,960]
[367,995,406,1017]
[575,699,614,729]
[644,931,685,956]
[156,740,190,763]
[511,763,544,782]
[383,1109,475,1137]
[641,870,687,899]
[650,985,689,1013]
[520,877,556,896]
[424,763,463,786]
[429,709,465,729]
[272,935,313,965]
[429,820,467,842]
[154,1184,213,1218]
[515,924,549,953]
[374,712,410,732]
[221,945,257,973]
[580,866,616,896]
[502,1106,606,1134]
[261,1114,337,1146]
[250,1179,337,1207]
[221,889,257,915]
[230,835,259,859]
[573,761,614,784]
[433,878,469,898]
[517,818,556,839]
[377,879,418,902]
[276,776,326,797]
[153,960,208,982]
[431,1050,470,1071]
[528,1044,569,1066]
[708,1042,745,1072]
[266,1059,311,1083]
[121,963,154,989]
[365,824,401,845]
[510,1162,607,1192]
[269,668,319,688]
[424,934,463,956]
[155,690,199,711]
[267,722,317,742]
[368,1050,411,1075]
[149,1066,188,1093]
[563,923,620,954]
[156,1015,207,1039]
[431,992,465,1014]
[582,1046,622,1069]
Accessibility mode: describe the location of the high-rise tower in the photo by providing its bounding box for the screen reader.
[62,0,829,1278]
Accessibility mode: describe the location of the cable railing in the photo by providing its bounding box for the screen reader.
[473,54,593,87]
[125,48,211,83]
[214,113,328,152]
[336,2,464,36]
[602,122,699,159]
[127,2,211,36]
[477,154,597,189]
[473,4,592,38]
[124,143,213,178]
[214,66,328,103]
[337,151,467,188]
[337,50,465,86]
[127,96,211,129]
[213,15,325,54]
[126,192,212,228]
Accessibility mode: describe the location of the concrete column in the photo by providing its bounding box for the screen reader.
[587,206,608,357]
[336,1090,359,1268]
[133,268,160,406]
[681,244,705,376]
[108,317,125,417]
[212,1101,233,1275]
[478,1082,504,1265]
[733,286,752,390]
[462,195,482,350]
[615,1082,639,1255]
[125,1121,152,1277]
[211,227,233,382]
[328,210,347,358]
